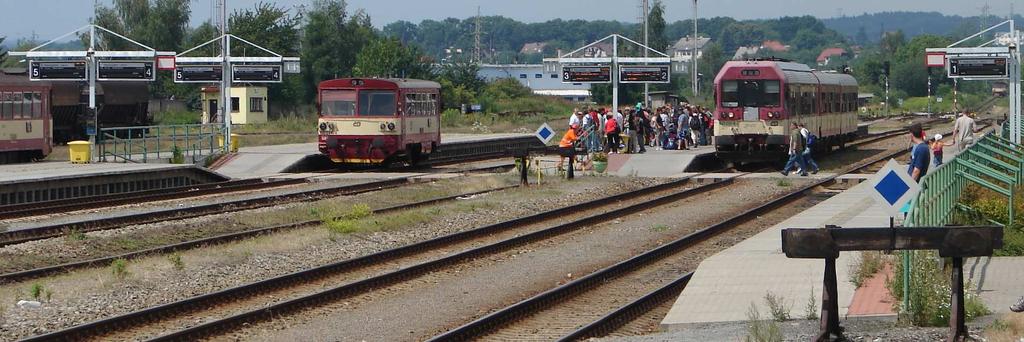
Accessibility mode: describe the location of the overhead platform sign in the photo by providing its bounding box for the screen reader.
[562,66,611,83]
[97,60,155,81]
[232,65,282,82]
[619,65,670,83]
[948,56,1008,79]
[29,60,88,81]
[174,64,222,83]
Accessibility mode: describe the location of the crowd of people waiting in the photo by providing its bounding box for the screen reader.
[557,102,716,171]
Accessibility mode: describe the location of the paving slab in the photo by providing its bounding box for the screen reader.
[966,256,1024,314]
[607,147,714,177]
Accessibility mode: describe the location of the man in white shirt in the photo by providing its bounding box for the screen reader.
[952,111,976,152]
[569,111,582,127]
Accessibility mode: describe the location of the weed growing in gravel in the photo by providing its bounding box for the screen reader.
[168,253,185,270]
[763,291,791,321]
[744,303,782,342]
[775,179,792,187]
[984,315,1024,342]
[344,204,372,220]
[44,289,53,301]
[66,229,87,241]
[29,283,43,300]
[850,251,886,288]
[110,258,129,279]
[651,224,669,232]
[804,286,819,320]
[888,250,991,326]
[325,219,360,235]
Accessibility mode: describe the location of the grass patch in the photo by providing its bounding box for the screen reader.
[168,253,184,270]
[775,179,791,187]
[849,251,886,288]
[65,229,87,241]
[153,110,201,125]
[763,291,791,322]
[745,302,783,342]
[231,115,317,134]
[985,314,1024,342]
[110,258,129,279]
[29,283,43,300]
[651,224,669,232]
[887,250,990,326]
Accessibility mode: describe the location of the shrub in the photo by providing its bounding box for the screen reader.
[592,152,608,162]
[887,250,990,326]
[171,146,185,164]
[344,204,372,220]
[168,253,185,270]
[29,283,43,300]
[745,303,782,342]
[764,291,791,322]
[110,258,129,279]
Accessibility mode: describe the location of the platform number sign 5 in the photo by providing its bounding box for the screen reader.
[31,67,39,78]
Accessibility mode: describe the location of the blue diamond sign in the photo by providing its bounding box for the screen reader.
[868,159,921,216]
[535,123,556,145]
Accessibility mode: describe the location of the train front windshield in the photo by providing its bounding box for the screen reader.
[320,89,397,117]
[720,80,780,108]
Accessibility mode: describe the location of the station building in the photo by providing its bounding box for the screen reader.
[200,86,269,124]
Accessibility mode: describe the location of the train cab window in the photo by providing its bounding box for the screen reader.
[720,80,780,108]
[763,81,780,107]
[359,90,396,116]
[321,89,356,116]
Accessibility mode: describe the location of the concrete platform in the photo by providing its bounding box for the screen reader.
[660,180,888,329]
[661,169,1024,329]
[607,146,715,177]
[0,161,207,185]
[212,133,533,179]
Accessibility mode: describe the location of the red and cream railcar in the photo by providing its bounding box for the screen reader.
[713,60,858,163]
[316,78,441,164]
[0,73,51,163]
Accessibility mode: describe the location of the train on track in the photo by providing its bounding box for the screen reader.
[0,68,151,163]
[712,60,859,163]
[316,78,442,165]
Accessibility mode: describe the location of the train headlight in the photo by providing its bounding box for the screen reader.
[767,112,774,119]
[380,123,387,131]
[387,122,396,131]
[726,112,735,119]
[319,122,328,131]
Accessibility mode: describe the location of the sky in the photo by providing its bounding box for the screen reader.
[0,0,1017,42]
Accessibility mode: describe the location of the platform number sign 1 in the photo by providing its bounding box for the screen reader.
[535,123,556,145]
[868,159,921,216]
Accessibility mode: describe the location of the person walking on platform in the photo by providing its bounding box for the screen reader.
[677,108,690,150]
[781,122,808,177]
[689,113,703,148]
[930,134,953,166]
[798,123,820,174]
[907,123,930,182]
[953,111,977,152]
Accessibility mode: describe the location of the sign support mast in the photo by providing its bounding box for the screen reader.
[220,0,233,151]
[88,25,97,160]
[612,36,619,115]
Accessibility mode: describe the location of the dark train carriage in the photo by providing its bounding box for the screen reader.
[0,69,52,163]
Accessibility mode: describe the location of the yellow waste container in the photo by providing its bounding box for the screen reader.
[217,134,240,153]
[68,141,91,164]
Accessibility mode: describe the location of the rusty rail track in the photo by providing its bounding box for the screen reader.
[20,174,726,342]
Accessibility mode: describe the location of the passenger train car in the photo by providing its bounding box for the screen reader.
[317,78,442,164]
[712,60,859,163]
[0,68,152,163]
[0,74,51,163]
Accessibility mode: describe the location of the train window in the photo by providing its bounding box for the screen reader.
[31,92,42,118]
[741,69,760,76]
[359,90,396,116]
[321,89,356,116]
[11,92,23,119]
[0,92,9,119]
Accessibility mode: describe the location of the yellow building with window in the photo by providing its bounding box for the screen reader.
[200,86,268,124]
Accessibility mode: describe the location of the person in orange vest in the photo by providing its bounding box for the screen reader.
[557,124,581,171]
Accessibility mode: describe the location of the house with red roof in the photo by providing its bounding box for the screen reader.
[816,47,847,66]
[761,40,789,52]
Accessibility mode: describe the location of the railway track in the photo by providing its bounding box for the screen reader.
[21,173,734,341]
[428,130,930,341]
[0,160,517,247]
[0,184,519,283]
[0,178,307,220]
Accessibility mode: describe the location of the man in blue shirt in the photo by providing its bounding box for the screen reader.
[907,123,930,182]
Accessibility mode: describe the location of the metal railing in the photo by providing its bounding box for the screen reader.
[906,130,1023,227]
[98,124,225,163]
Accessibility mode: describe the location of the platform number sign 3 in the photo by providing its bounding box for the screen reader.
[535,123,556,145]
[868,159,922,216]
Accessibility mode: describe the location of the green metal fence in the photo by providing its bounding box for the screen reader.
[97,124,225,163]
[906,131,1023,227]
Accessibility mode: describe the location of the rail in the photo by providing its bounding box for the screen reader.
[97,124,224,163]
